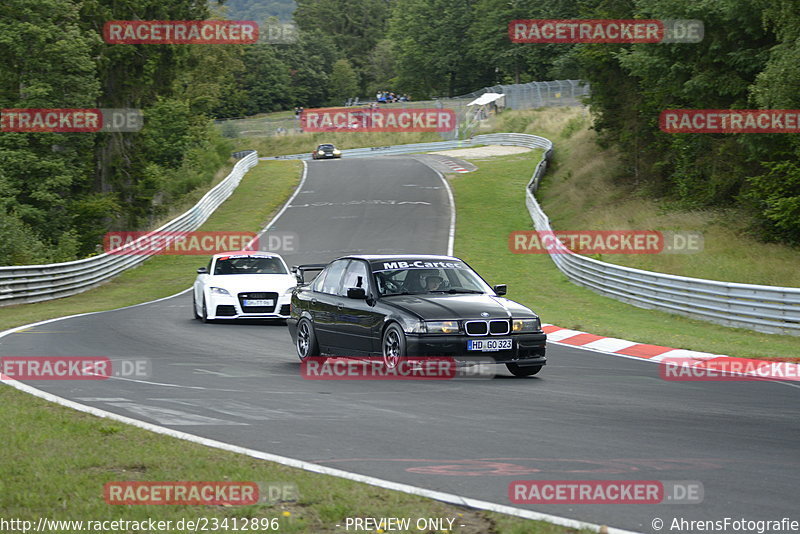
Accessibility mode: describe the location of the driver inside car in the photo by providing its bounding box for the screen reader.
[424,274,444,291]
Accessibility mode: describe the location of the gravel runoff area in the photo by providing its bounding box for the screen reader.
[429,145,533,159]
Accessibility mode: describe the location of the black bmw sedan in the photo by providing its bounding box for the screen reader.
[287,255,547,377]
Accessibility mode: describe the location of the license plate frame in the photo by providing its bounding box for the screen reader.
[243,299,274,307]
[467,338,513,352]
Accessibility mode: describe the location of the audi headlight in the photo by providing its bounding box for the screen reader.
[512,318,540,333]
[425,320,460,334]
[317,150,325,155]
[210,287,231,296]
[333,149,341,155]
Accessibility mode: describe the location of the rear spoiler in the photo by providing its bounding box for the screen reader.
[291,263,327,284]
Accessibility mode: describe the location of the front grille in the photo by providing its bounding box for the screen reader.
[466,319,510,336]
[215,305,237,316]
[465,321,489,336]
[238,292,278,313]
[489,319,510,335]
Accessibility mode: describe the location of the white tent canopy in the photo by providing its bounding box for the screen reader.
[467,92,505,106]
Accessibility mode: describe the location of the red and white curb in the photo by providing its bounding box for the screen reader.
[543,323,800,380]
[442,160,470,173]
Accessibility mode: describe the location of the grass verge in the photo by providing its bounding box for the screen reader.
[1,157,578,533]
[0,160,300,332]
[0,385,579,534]
[477,107,800,287]
[449,150,799,360]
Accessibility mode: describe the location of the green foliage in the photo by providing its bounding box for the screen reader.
[217,0,297,22]
[389,0,493,98]
[575,0,800,243]
[0,211,51,264]
[240,45,293,114]
[746,160,800,244]
[294,0,391,92]
[328,59,359,104]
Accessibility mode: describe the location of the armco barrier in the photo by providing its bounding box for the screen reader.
[4,136,799,336]
[267,134,799,335]
[0,151,258,307]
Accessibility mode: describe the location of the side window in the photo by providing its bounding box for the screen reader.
[342,260,370,294]
[320,260,348,295]
[310,270,327,292]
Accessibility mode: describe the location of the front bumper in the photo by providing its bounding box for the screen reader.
[404,332,547,365]
[207,293,292,320]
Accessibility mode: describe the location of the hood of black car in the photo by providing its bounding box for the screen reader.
[382,294,535,320]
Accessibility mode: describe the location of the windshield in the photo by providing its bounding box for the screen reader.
[318,144,334,150]
[371,259,491,296]
[213,256,287,275]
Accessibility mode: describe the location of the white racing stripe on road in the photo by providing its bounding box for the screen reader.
[433,168,455,256]
[544,328,584,342]
[1,366,638,534]
[0,158,638,534]
[583,337,638,352]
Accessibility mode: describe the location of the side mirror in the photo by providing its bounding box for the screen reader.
[197,267,208,274]
[493,284,507,296]
[347,287,367,299]
[291,267,303,283]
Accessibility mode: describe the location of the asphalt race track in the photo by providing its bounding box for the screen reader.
[3,157,799,533]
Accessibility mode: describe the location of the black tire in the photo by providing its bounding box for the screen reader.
[192,293,201,320]
[296,318,320,360]
[201,297,211,323]
[506,363,542,377]
[382,323,407,370]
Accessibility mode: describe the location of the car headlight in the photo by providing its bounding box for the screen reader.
[210,287,231,296]
[333,149,341,155]
[425,320,460,334]
[318,150,325,155]
[398,317,425,334]
[512,318,540,333]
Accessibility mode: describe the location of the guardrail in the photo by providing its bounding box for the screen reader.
[0,151,259,307]
[267,134,800,335]
[492,135,798,336]
[5,135,798,336]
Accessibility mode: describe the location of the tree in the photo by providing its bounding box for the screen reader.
[389,0,492,98]
[0,0,100,258]
[294,0,392,91]
[364,39,397,95]
[329,59,359,104]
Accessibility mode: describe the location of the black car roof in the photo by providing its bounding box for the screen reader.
[343,254,461,261]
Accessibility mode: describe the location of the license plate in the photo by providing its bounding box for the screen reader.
[243,299,273,307]
[467,338,512,351]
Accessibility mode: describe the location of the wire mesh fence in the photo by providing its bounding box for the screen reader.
[213,80,590,139]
